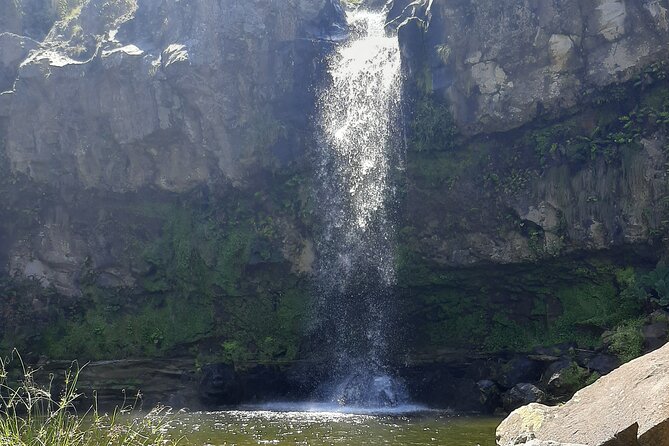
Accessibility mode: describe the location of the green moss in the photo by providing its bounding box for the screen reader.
[0,180,312,364]
[399,255,648,354]
[640,262,669,308]
[484,314,538,352]
[406,142,487,190]
[559,363,592,394]
[56,0,84,21]
[608,318,644,362]
[409,94,458,153]
[40,293,215,360]
[584,371,601,386]
[552,283,617,329]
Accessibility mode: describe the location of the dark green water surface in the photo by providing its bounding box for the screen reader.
[165,405,500,446]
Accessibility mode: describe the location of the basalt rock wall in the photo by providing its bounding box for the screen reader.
[385,0,669,266]
[393,0,669,134]
[0,0,343,296]
[0,0,668,398]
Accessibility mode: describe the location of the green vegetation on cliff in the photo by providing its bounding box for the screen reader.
[0,175,312,366]
[397,62,669,357]
[396,251,652,355]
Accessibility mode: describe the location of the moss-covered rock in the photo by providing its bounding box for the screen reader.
[396,252,653,356]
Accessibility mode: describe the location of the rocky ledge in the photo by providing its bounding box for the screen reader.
[496,341,669,446]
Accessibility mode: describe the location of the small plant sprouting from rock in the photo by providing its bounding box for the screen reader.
[640,262,669,308]
[608,318,644,363]
[409,94,458,152]
[56,0,85,21]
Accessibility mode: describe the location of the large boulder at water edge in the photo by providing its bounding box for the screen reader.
[496,342,669,446]
[198,363,243,406]
[502,383,547,413]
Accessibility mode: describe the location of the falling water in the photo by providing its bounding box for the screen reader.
[313,8,405,407]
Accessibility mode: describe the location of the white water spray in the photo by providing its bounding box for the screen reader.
[314,8,405,407]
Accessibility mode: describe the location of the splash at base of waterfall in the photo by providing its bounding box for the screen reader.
[331,370,408,407]
[313,5,405,408]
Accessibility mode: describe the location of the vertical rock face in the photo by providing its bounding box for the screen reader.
[388,0,669,268]
[0,0,55,40]
[2,0,344,192]
[0,0,344,295]
[393,0,669,134]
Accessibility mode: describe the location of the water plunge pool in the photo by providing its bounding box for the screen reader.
[164,408,500,445]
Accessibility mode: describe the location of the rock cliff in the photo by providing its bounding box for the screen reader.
[0,0,342,295]
[2,0,343,191]
[0,0,668,402]
[390,0,669,266]
[394,0,669,134]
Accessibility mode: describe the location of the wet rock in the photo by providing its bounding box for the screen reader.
[198,363,243,406]
[541,359,591,398]
[35,358,199,410]
[642,321,668,351]
[572,349,596,368]
[239,365,295,402]
[494,356,543,389]
[585,353,619,375]
[477,380,502,413]
[496,342,669,446]
[502,383,547,413]
[400,362,490,413]
[332,370,407,407]
[542,358,571,379]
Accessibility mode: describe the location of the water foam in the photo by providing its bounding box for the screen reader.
[313,8,405,407]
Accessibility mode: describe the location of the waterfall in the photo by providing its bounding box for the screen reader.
[313,8,405,407]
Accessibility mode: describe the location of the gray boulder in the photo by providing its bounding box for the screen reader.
[496,342,669,446]
[502,383,547,413]
[585,353,619,375]
[642,321,668,351]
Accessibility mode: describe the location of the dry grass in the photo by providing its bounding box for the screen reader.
[0,351,182,446]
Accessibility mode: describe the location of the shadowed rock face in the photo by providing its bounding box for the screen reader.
[388,0,669,269]
[1,0,344,192]
[393,0,669,135]
[0,0,54,41]
[0,0,343,295]
[199,363,242,406]
[0,0,668,382]
[496,342,669,446]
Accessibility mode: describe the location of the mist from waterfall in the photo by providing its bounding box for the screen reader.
[313,8,405,407]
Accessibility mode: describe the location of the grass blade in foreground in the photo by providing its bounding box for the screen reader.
[0,351,182,445]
